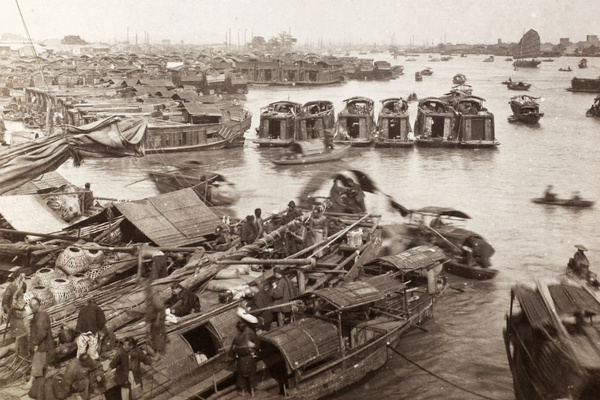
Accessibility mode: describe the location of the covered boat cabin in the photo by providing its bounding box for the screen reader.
[375,97,412,147]
[453,96,499,147]
[254,100,302,147]
[504,280,600,400]
[413,97,455,146]
[334,96,375,146]
[509,95,544,124]
[259,278,412,399]
[297,100,335,140]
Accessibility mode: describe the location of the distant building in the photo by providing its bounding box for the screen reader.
[586,35,599,45]
[162,39,171,45]
[497,39,502,44]
[559,38,570,47]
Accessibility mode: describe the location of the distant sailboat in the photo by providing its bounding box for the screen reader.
[513,29,541,68]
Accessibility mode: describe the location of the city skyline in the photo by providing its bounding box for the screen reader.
[1,0,599,47]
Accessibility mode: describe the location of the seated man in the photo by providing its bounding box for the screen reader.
[543,185,557,202]
[169,283,200,317]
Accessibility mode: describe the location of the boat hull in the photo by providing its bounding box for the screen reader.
[568,77,600,93]
[374,139,414,148]
[333,139,373,147]
[145,140,228,153]
[531,197,595,208]
[271,146,349,165]
[252,138,294,147]
[444,262,498,280]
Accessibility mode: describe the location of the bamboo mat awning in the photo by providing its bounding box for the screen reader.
[2,171,71,196]
[368,245,446,273]
[0,194,68,233]
[114,187,221,247]
[301,281,385,311]
[260,318,340,373]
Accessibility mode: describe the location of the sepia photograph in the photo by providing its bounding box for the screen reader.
[0,0,599,399]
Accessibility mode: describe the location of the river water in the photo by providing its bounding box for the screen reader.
[24,53,600,399]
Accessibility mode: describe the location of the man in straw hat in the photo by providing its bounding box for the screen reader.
[568,245,590,279]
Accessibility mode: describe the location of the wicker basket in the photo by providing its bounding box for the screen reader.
[56,246,90,274]
[84,245,106,268]
[27,285,56,307]
[72,273,94,295]
[50,278,75,303]
[34,268,56,287]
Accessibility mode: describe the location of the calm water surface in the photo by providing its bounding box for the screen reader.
[55,54,600,399]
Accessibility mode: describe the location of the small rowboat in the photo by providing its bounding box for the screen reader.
[271,142,349,165]
[445,262,499,280]
[531,197,595,208]
[507,82,531,91]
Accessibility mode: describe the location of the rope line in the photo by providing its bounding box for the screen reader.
[386,344,498,400]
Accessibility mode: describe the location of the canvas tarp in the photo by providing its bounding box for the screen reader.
[0,194,68,233]
[0,116,146,195]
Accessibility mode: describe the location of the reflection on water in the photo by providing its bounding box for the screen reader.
[45,54,600,399]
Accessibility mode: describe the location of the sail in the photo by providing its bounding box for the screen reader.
[514,29,540,59]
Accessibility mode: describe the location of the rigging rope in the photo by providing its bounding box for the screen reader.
[385,344,498,400]
[14,0,50,91]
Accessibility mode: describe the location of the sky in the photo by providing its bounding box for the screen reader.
[1,0,598,47]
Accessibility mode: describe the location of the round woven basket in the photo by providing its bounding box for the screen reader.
[72,273,94,295]
[56,246,90,275]
[50,278,75,303]
[84,245,105,268]
[27,285,56,307]
[34,268,56,287]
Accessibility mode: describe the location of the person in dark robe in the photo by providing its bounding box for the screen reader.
[26,298,55,389]
[329,178,349,213]
[54,353,104,400]
[230,321,260,398]
[270,267,297,326]
[2,271,28,340]
[75,298,106,360]
[240,215,258,245]
[168,282,199,317]
[109,337,151,400]
[248,281,274,331]
[569,245,590,278]
[210,225,232,251]
[283,201,303,225]
[81,183,94,214]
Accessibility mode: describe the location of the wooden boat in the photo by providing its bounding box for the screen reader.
[531,197,594,208]
[333,97,376,147]
[253,101,303,147]
[297,100,335,141]
[415,71,422,81]
[578,58,588,68]
[586,95,600,117]
[452,73,467,85]
[513,29,542,68]
[258,249,447,400]
[559,67,572,72]
[504,279,600,400]
[483,56,495,62]
[271,141,349,165]
[374,98,413,148]
[413,98,457,148]
[508,95,544,124]
[405,206,497,280]
[505,57,513,61]
[507,81,531,91]
[542,58,554,62]
[568,77,600,93]
[452,95,499,148]
[144,102,252,153]
[421,67,433,76]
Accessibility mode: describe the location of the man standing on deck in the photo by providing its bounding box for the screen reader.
[81,183,94,214]
[254,208,265,239]
[240,215,258,246]
[26,298,55,389]
[270,267,297,326]
[2,270,28,340]
[75,298,106,360]
[283,201,302,225]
